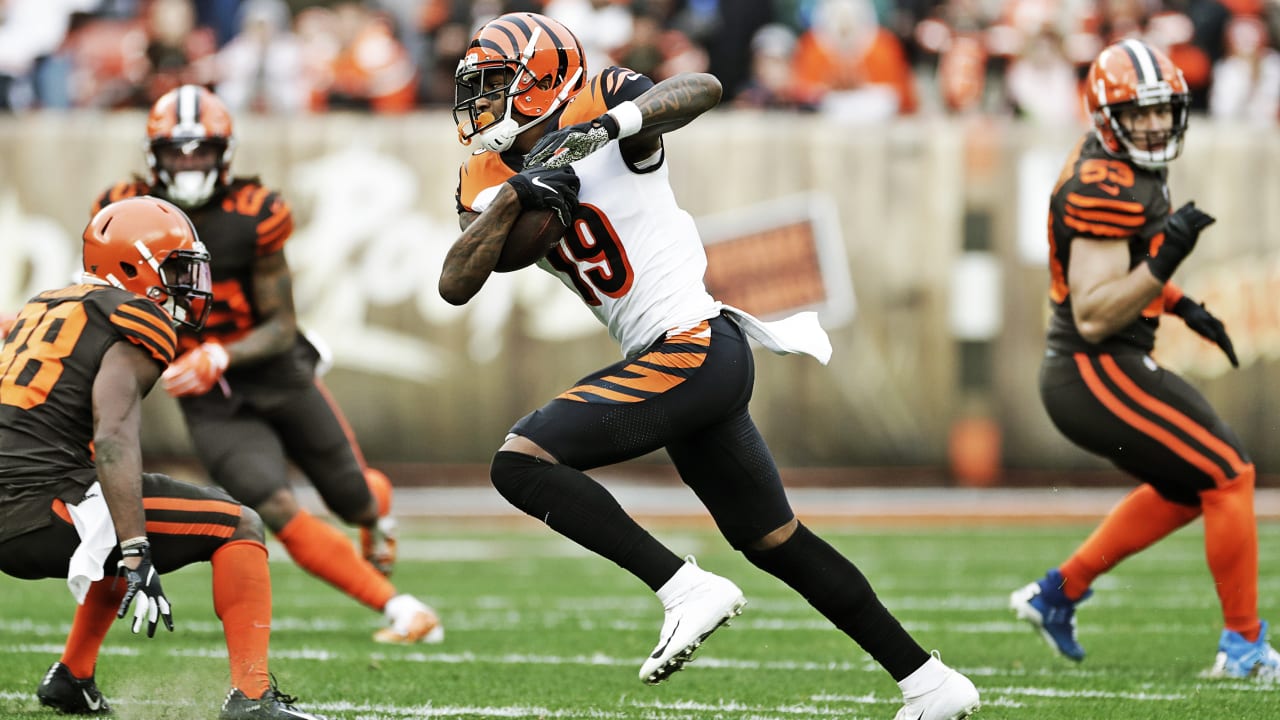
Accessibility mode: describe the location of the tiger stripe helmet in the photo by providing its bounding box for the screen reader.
[453,12,586,152]
[1085,39,1190,169]
[145,85,236,208]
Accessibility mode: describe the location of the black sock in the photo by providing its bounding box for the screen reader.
[742,523,929,680]
[491,451,684,590]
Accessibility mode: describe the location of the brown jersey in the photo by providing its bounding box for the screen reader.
[455,66,653,213]
[0,285,176,542]
[1045,133,1172,355]
[93,179,316,390]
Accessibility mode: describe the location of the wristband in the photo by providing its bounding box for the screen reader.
[120,536,149,556]
[604,101,643,139]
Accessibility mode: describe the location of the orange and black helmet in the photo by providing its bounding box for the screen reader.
[1084,39,1190,169]
[83,196,213,330]
[453,13,586,152]
[144,85,237,207]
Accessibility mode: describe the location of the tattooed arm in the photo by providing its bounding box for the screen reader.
[620,73,723,162]
[440,185,522,305]
[227,250,298,363]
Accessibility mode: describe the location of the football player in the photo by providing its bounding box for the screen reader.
[440,13,980,720]
[1010,39,1279,679]
[0,197,327,719]
[87,85,442,645]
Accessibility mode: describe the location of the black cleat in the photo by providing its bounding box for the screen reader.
[36,662,112,715]
[219,686,328,720]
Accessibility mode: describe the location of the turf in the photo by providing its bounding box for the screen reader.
[1,519,1276,719]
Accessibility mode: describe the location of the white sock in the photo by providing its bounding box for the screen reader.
[898,654,949,697]
[383,594,422,626]
[656,559,708,607]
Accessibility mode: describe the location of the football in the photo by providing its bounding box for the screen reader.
[495,209,567,273]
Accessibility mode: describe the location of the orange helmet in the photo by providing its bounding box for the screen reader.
[453,12,586,152]
[1084,39,1190,169]
[83,197,213,330]
[144,85,236,208]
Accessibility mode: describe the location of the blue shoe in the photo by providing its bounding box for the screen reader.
[1010,569,1091,662]
[1207,620,1280,680]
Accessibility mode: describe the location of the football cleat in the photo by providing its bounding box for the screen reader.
[1010,568,1091,662]
[1206,619,1280,680]
[893,656,981,720]
[374,595,444,645]
[359,516,398,577]
[639,558,746,685]
[219,686,327,720]
[37,662,112,716]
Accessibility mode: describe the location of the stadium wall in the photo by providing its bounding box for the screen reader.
[1,112,1277,479]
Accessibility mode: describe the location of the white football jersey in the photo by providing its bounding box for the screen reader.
[536,143,721,358]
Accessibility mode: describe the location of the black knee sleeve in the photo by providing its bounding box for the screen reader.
[743,523,928,680]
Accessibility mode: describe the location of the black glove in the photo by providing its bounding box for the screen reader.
[1147,202,1215,282]
[524,117,619,169]
[114,540,174,637]
[506,165,580,226]
[1172,296,1238,368]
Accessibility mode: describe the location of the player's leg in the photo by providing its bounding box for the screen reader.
[263,383,440,643]
[1029,353,1272,674]
[666,404,978,718]
[277,379,396,575]
[0,501,116,715]
[492,322,751,590]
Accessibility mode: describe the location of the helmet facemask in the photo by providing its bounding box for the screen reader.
[1096,91,1189,170]
[151,242,213,330]
[453,19,585,153]
[147,137,234,208]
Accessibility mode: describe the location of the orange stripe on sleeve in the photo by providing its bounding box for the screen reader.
[1063,216,1131,238]
[1066,192,1144,214]
[1099,355,1249,481]
[111,316,177,363]
[1065,205,1146,227]
[1074,354,1229,484]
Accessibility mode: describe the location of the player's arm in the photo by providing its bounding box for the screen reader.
[1067,237,1163,344]
[93,341,161,545]
[440,185,523,305]
[621,72,723,159]
[526,71,723,169]
[226,249,298,362]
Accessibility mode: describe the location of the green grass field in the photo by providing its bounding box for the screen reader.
[1,519,1277,719]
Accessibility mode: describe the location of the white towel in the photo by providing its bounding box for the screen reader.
[721,305,833,366]
[66,482,117,605]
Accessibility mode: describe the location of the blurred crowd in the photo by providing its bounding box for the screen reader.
[1,0,1278,125]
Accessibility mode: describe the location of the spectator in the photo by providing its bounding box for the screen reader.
[1005,27,1082,123]
[733,22,819,110]
[216,0,309,113]
[0,0,96,111]
[544,0,634,77]
[1209,14,1280,124]
[135,0,217,106]
[324,1,416,113]
[792,0,919,121]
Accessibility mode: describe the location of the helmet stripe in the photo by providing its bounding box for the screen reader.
[177,85,199,127]
[527,14,571,82]
[1121,39,1161,84]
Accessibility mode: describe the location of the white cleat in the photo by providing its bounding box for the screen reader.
[639,558,746,685]
[893,661,981,720]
